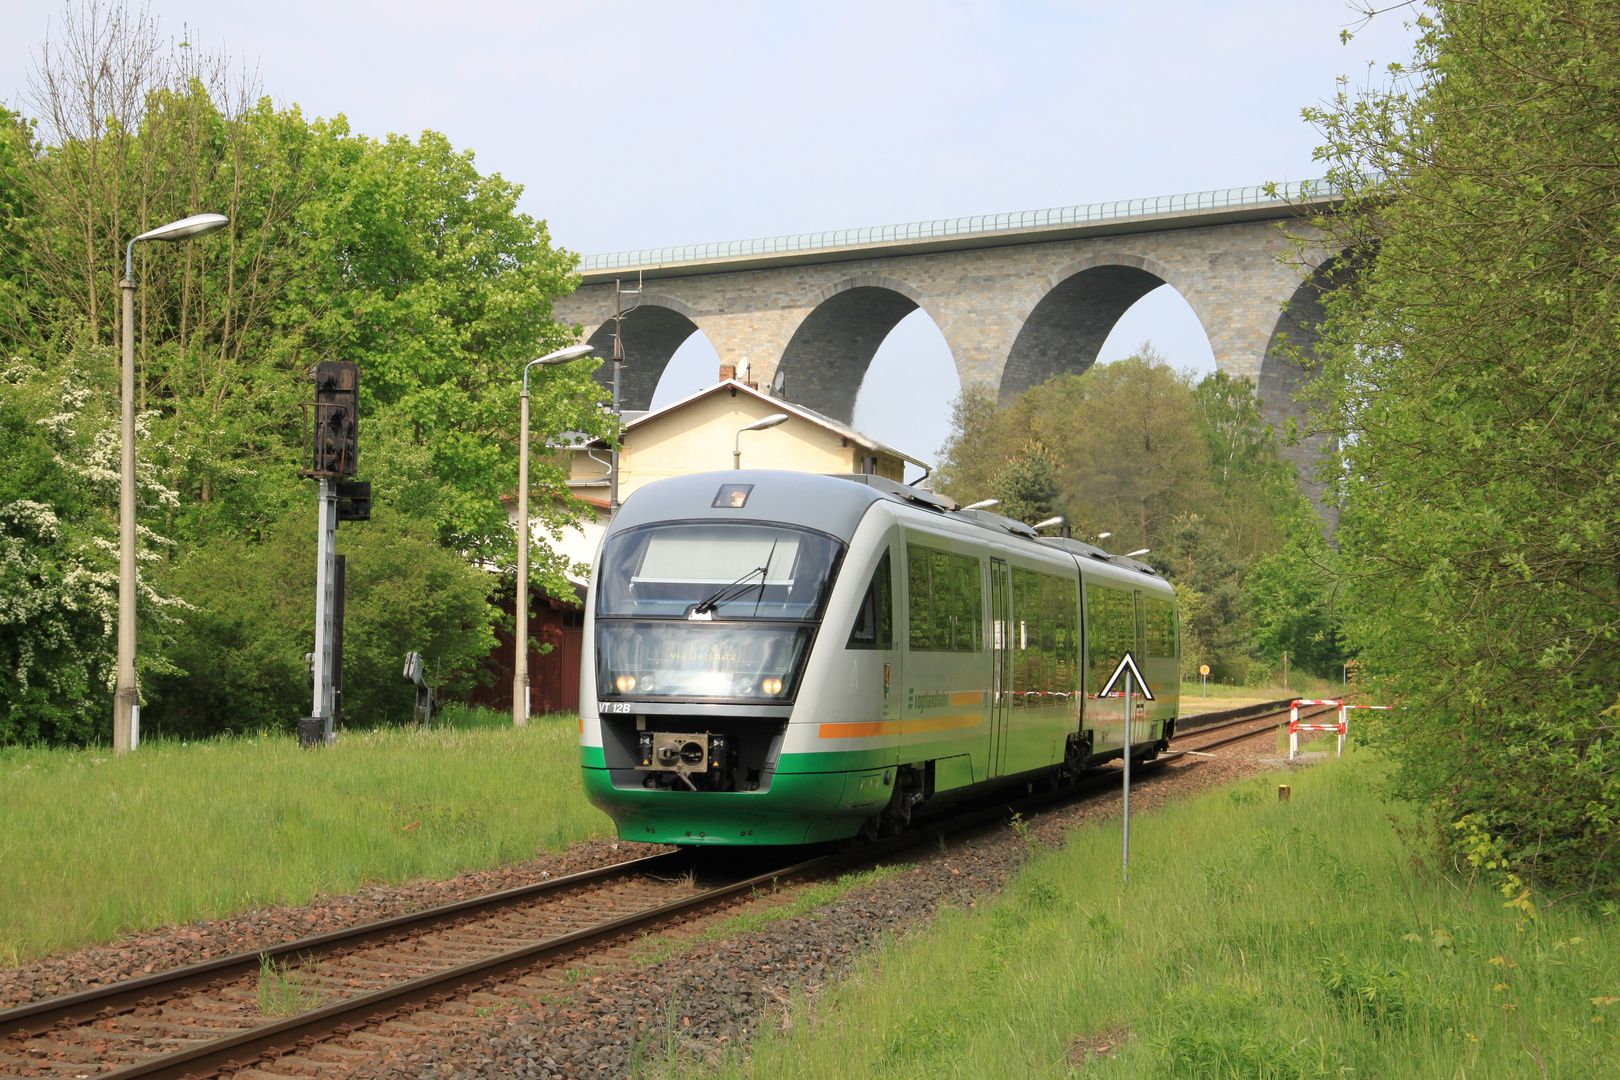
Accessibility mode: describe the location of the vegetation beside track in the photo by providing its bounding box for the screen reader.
[1177,675,1342,717]
[709,753,1619,1079]
[0,713,608,965]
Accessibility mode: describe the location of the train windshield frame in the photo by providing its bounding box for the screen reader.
[596,521,845,622]
[594,521,845,704]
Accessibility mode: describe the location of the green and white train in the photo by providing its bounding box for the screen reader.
[581,470,1179,846]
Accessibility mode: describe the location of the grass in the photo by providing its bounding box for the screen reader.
[697,751,1619,1079]
[256,952,323,1016]
[0,715,610,965]
[434,703,577,731]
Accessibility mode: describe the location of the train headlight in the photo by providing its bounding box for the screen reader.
[761,677,784,695]
[615,675,637,693]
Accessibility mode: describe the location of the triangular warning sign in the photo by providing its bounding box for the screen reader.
[1098,651,1154,700]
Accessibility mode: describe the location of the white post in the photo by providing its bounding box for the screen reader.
[312,479,339,744]
[1288,703,1299,760]
[1338,705,1347,757]
[1121,671,1132,883]
[113,277,138,755]
[514,387,531,728]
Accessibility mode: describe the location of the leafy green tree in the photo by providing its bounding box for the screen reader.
[1058,352,1212,552]
[1163,514,1250,682]
[933,383,1003,503]
[990,441,1058,525]
[937,348,1214,555]
[1191,371,1305,560]
[1297,0,1620,893]
[0,5,608,742]
[1245,521,1345,680]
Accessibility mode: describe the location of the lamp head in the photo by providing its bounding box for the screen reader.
[1032,516,1064,531]
[133,213,230,244]
[961,498,999,511]
[741,413,789,433]
[536,343,596,366]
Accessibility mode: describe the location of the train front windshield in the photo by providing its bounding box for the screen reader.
[595,522,844,703]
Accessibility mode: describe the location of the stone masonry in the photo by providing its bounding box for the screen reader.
[554,211,1339,516]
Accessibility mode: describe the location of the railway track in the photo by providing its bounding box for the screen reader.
[1168,700,1336,757]
[2,705,1324,1080]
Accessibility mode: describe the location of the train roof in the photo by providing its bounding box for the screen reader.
[610,470,1165,581]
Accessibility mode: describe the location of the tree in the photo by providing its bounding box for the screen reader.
[0,1,609,741]
[1164,514,1250,683]
[1191,370,1304,560]
[1245,520,1345,680]
[990,441,1058,525]
[0,334,187,744]
[937,347,1213,555]
[1297,0,1620,894]
[1051,351,1212,554]
[932,383,1003,503]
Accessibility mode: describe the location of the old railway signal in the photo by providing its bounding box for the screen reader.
[305,361,359,478]
[299,361,367,746]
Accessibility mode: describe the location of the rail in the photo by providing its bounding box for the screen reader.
[7,713,1306,1079]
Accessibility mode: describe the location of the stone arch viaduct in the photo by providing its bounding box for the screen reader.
[553,180,1342,507]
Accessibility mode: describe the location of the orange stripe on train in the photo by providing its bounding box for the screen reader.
[817,713,983,739]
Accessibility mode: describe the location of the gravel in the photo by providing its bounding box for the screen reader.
[0,838,670,1009]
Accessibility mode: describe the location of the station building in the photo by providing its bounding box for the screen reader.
[468,367,927,716]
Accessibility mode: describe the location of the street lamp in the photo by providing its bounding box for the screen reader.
[514,342,595,728]
[733,413,788,469]
[1032,516,1064,531]
[960,499,999,511]
[114,212,229,755]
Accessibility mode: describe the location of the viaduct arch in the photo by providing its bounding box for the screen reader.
[554,180,1344,516]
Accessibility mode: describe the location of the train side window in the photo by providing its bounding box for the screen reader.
[1141,595,1176,658]
[846,549,893,649]
[1085,584,1136,694]
[905,542,983,652]
[1012,568,1079,707]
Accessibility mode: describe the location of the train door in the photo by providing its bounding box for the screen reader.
[989,558,1012,777]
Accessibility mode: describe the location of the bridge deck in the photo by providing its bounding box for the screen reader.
[580,178,1339,282]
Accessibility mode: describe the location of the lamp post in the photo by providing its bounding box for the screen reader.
[115,212,229,756]
[733,413,788,469]
[608,279,640,511]
[514,343,595,728]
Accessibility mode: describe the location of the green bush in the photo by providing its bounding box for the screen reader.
[145,504,498,737]
[1301,0,1620,895]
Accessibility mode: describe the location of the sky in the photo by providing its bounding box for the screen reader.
[1,0,1420,473]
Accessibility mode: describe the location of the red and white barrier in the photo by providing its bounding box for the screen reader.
[1288,699,1344,759]
[1287,700,1394,759]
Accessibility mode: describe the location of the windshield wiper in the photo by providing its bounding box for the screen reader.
[689,565,767,619]
[688,540,779,619]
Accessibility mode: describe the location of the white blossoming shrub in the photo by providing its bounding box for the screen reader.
[0,338,184,745]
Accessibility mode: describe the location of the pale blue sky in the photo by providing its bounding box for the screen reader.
[2,0,1420,469]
